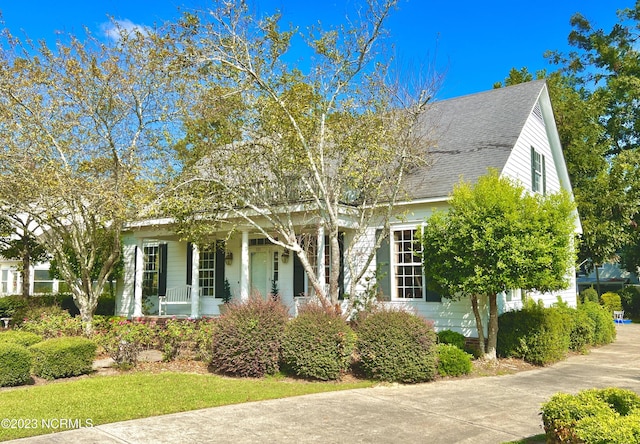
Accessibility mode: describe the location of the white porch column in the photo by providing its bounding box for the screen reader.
[240,230,249,301]
[133,242,144,318]
[190,244,200,319]
[317,224,326,295]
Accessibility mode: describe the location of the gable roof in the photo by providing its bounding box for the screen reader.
[404,79,548,200]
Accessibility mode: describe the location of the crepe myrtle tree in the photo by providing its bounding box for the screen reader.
[0,22,184,333]
[162,0,438,307]
[420,172,577,360]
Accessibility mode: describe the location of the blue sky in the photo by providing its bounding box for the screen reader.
[0,0,632,99]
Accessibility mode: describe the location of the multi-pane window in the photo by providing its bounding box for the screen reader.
[531,147,546,194]
[394,229,423,299]
[0,269,16,294]
[199,247,216,297]
[33,269,54,294]
[142,244,159,297]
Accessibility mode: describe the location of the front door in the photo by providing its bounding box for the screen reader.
[250,250,270,298]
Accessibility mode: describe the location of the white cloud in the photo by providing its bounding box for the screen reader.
[100,19,150,41]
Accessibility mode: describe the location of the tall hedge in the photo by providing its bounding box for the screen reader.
[580,301,616,345]
[29,337,97,380]
[356,310,437,383]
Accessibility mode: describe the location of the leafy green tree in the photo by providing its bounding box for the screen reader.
[420,172,576,359]
[0,22,183,332]
[162,0,436,306]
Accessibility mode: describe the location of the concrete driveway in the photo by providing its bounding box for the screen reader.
[7,324,640,444]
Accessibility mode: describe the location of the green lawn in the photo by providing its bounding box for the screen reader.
[0,372,375,441]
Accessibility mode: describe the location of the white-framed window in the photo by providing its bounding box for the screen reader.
[199,246,216,297]
[531,147,546,194]
[142,243,159,297]
[393,228,424,299]
[1,268,18,295]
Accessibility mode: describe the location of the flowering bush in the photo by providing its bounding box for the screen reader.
[158,318,199,361]
[20,308,83,338]
[95,319,157,368]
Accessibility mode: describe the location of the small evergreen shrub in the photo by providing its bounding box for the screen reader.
[0,342,32,387]
[542,388,640,443]
[436,343,472,377]
[497,306,571,365]
[580,301,616,345]
[619,286,640,318]
[566,308,596,353]
[0,295,27,319]
[437,329,466,349]
[29,337,97,380]
[601,291,623,314]
[579,287,599,304]
[158,318,199,361]
[211,296,289,378]
[282,304,356,381]
[0,330,43,347]
[355,309,437,383]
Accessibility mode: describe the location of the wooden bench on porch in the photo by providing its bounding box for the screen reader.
[158,286,192,316]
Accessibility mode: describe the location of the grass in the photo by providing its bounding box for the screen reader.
[0,372,375,441]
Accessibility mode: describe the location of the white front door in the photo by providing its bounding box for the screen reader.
[250,250,270,298]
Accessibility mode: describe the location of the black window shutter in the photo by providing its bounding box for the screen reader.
[186,242,193,285]
[293,252,305,297]
[375,229,391,301]
[215,241,225,298]
[158,243,168,296]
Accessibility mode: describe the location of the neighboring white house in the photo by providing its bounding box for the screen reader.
[115,80,581,338]
[0,257,62,296]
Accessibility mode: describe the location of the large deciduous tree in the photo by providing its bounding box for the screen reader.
[163,0,437,307]
[0,23,182,332]
[420,172,576,360]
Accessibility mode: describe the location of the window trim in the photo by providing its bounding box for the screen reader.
[390,225,425,301]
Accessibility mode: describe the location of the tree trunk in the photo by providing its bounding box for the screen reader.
[485,293,499,360]
[329,231,340,307]
[21,248,30,299]
[470,295,486,356]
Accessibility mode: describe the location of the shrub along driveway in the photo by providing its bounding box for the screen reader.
[9,324,640,444]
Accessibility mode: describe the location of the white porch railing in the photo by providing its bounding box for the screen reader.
[158,285,192,316]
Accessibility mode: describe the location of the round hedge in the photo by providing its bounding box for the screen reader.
[282,305,356,381]
[437,343,473,377]
[211,296,289,378]
[0,342,32,387]
[437,329,466,349]
[355,310,437,383]
[29,337,97,380]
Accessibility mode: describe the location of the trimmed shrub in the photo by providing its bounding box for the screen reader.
[580,301,616,345]
[0,342,32,387]
[542,388,640,443]
[437,329,466,349]
[619,286,640,319]
[601,291,623,314]
[497,306,571,365]
[29,336,97,380]
[0,295,27,319]
[0,330,43,347]
[566,308,596,353]
[436,343,472,377]
[211,296,289,378]
[579,287,599,304]
[355,309,437,383]
[282,304,356,381]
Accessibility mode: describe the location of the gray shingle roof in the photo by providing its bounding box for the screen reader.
[404,79,546,200]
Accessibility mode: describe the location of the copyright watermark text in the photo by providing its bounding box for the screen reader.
[1,418,93,430]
